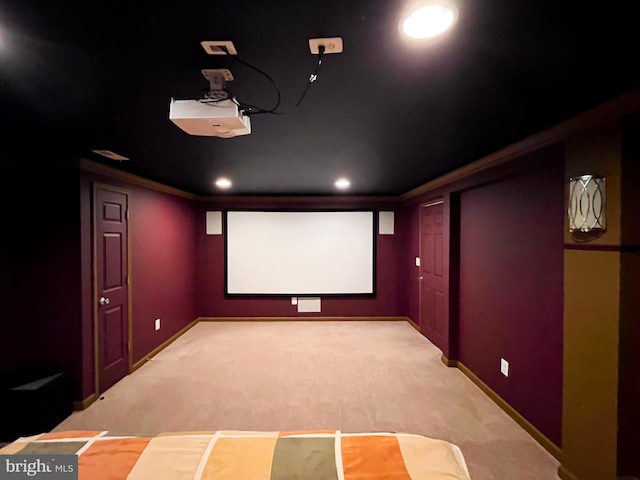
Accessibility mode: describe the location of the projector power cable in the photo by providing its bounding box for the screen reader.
[220,45,326,116]
[220,46,281,114]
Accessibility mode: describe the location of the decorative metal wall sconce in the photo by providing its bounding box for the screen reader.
[568,174,606,232]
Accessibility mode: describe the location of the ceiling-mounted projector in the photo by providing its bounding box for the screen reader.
[169,98,251,138]
[169,68,251,138]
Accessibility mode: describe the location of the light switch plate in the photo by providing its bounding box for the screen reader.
[415,257,421,267]
[155,318,161,331]
[500,358,509,377]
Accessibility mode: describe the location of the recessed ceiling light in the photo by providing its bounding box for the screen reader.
[335,178,351,190]
[215,177,232,189]
[400,1,458,40]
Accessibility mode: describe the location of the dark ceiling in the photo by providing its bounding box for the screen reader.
[1,1,639,196]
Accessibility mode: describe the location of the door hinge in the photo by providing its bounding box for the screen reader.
[126,275,130,286]
[126,210,130,220]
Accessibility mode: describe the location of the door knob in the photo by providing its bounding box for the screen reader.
[99,296,110,305]
[418,276,424,281]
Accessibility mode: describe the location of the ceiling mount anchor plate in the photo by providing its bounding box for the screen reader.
[201,69,234,83]
[309,37,343,54]
[201,40,237,55]
[201,69,234,94]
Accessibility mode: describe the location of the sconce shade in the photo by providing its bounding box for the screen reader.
[568,175,606,232]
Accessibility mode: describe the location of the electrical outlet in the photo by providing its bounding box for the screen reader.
[155,318,161,331]
[500,358,509,377]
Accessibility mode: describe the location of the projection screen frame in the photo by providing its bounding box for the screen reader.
[224,209,377,297]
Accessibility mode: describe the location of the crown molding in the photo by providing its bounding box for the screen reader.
[79,158,199,200]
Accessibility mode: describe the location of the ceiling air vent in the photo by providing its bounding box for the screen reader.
[91,150,129,161]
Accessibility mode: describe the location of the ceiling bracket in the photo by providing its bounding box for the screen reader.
[200,69,234,100]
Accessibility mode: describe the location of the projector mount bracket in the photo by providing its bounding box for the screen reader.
[200,69,234,101]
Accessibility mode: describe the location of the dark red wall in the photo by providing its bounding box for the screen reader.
[129,187,198,362]
[457,160,564,445]
[196,201,404,317]
[401,146,565,446]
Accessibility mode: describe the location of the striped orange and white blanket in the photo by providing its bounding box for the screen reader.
[0,430,471,479]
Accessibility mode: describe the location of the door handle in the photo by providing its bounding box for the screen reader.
[418,276,424,281]
[99,296,110,305]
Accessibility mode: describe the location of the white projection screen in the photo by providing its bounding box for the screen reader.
[225,210,375,295]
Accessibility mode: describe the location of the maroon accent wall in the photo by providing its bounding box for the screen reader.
[400,146,565,446]
[458,160,564,445]
[196,202,404,317]
[129,188,198,362]
[405,146,564,353]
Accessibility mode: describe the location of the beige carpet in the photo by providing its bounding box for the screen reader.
[56,321,559,479]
